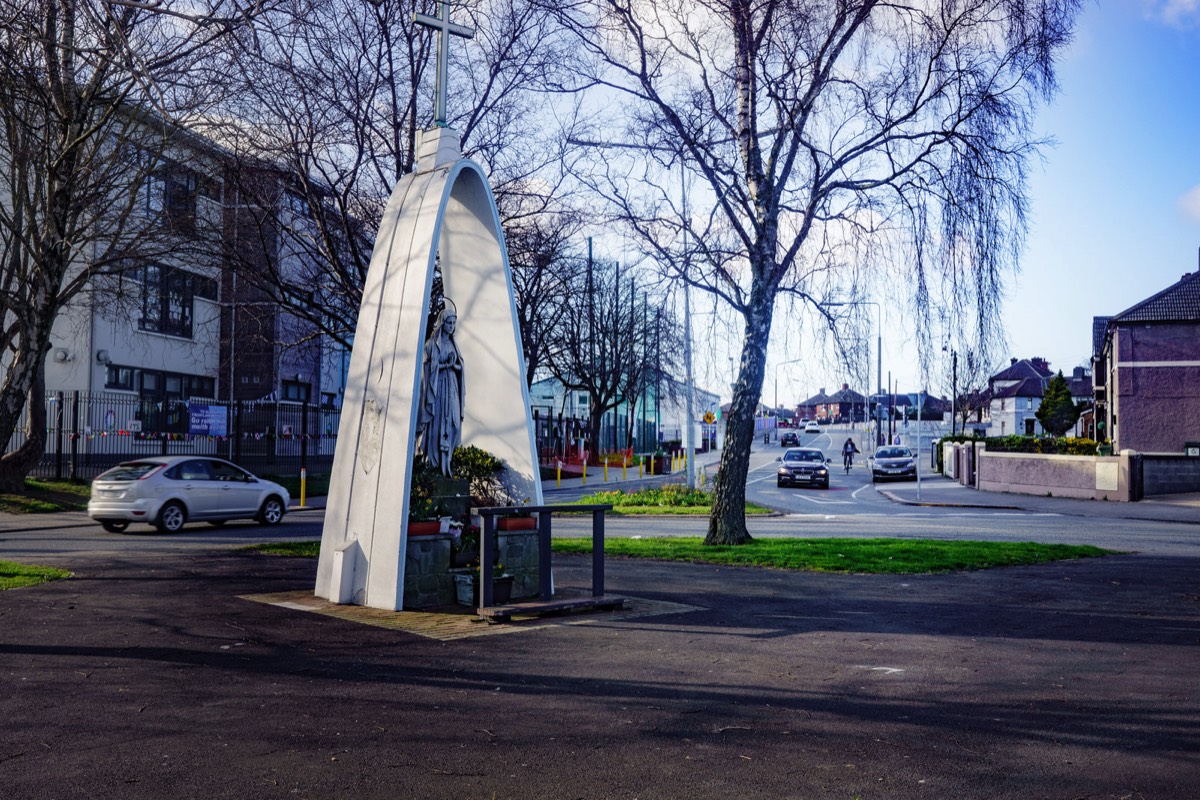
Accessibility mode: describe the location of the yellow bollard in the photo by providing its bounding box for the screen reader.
[557,462,561,488]
[603,459,609,482]
[639,459,644,479]
[582,461,587,485]
[299,467,307,508]
[622,460,627,481]
[649,455,654,475]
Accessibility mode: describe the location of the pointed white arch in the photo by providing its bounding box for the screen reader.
[315,137,540,610]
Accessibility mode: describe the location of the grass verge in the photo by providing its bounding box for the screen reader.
[0,478,90,513]
[570,485,773,516]
[550,537,1111,574]
[0,560,71,589]
[242,537,1111,574]
[243,541,322,557]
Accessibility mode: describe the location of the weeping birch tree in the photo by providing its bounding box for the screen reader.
[547,0,1081,544]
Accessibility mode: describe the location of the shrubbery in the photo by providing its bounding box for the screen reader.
[939,434,1100,456]
[584,484,712,507]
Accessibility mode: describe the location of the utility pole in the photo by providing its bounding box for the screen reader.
[587,237,594,456]
[951,350,958,437]
[681,161,696,488]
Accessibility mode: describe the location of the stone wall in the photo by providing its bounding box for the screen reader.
[402,528,542,609]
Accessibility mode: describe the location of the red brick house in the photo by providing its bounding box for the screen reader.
[1093,268,1200,453]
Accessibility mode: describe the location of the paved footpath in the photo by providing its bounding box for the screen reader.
[1,475,1198,798]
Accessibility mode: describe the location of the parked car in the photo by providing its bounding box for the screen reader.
[804,421,821,434]
[780,431,800,447]
[870,446,917,482]
[776,447,830,489]
[88,456,291,533]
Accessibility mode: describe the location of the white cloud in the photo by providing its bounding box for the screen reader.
[1151,0,1200,28]
[1178,184,1200,224]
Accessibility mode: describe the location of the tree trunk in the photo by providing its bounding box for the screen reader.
[0,369,48,494]
[706,292,774,545]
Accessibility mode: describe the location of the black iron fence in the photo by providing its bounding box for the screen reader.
[8,391,342,481]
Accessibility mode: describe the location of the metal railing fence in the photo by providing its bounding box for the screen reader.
[6,391,341,481]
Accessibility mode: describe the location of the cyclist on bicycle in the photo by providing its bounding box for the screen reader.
[842,437,859,472]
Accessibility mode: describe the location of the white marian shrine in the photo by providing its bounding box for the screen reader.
[314,3,541,610]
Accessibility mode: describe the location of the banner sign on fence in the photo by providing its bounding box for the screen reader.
[189,404,227,437]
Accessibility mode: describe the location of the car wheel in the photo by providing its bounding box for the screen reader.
[258,495,285,526]
[156,501,187,533]
[776,479,785,488]
[100,521,129,533]
[819,481,829,490]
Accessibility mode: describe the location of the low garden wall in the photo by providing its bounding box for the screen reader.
[941,441,1135,501]
[976,450,1133,501]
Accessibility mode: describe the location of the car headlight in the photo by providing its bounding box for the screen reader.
[815,467,828,475]
[777,468,789,475]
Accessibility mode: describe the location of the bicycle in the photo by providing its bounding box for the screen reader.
[843,452,854,473]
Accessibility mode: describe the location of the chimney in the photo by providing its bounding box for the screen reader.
[1032,357,1048,372]
[841,383,849,391]
[1010,357,1017,366]
[819,387,825,395]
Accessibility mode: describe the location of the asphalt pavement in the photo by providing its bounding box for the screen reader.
[1,451,1198,798]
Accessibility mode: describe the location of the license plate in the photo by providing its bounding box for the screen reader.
[885,469,904,474]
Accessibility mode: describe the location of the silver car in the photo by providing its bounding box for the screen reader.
[870,446,918,482]
[88,456,291,533]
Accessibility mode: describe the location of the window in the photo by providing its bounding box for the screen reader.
[134,368,215,433]
[140,159,221,233]
[282,380,311,402]
[135,265,216,339]
[105,365,135,391]
[210,461,251,482]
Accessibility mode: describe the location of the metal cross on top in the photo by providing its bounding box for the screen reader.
[414,1,475,128]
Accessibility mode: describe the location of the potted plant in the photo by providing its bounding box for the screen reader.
[454,561,513,606]
[497,512,536,531]
[451,445,506,507]
[407,460,444,536]
[452,523,480,567]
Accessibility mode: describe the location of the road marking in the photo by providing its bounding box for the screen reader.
[854,666,905,675]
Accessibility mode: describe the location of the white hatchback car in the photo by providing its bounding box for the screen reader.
[88,456,291,533]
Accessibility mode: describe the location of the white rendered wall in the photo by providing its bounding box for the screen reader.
[315,132,541,610]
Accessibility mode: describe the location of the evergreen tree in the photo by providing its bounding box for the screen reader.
[1036,372,1082,437]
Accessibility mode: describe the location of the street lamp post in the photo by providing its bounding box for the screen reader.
[820,301,881,445]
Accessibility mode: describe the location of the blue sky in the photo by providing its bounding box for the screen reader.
[1004,0,1200,377]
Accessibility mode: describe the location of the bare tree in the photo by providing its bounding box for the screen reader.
[0,0,261,491]
[210,0,582,349]
[944,346,995,434]
[505,205,581,386]
[548,256,678,456]
[546,0,1080,543]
